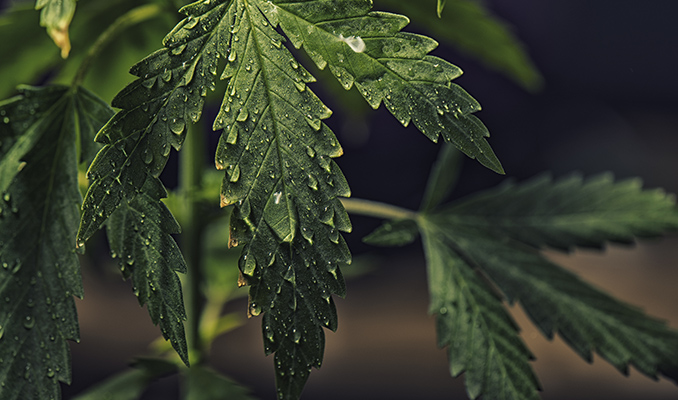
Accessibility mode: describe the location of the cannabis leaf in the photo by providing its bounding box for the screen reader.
[105,177,189,365]
[0,85,113,400]
[378,0,543,91]
[367,172,678,399]
[267,0,504,173]
[419,222,540,400]
[35,0,77,58]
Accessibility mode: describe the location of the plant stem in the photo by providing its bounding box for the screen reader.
[181,121,206,365]
[71,4,163,87]
[340,198,418,220]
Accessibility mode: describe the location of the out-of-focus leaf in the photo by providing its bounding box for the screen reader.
[184,366,254,400]
[363,219,419,246]
[420,143,463,211]
[35,0,77,58]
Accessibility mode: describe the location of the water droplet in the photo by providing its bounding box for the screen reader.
[184,16,199,29]
[228,50,236,62]
[23,316,34,329]
[143,149,153,164]
[229,165,240,182]
[169,118,185,135]
[293,328,301,343]
[273,191,282,204]
[307,175,318,190]
[3,193,9,202]
[290,60,299,69]
[46,368,55,378]
[161,68,172,82]
[243,255,256,275]
[306,146,316,158]
[338,34,366,53]
[226,129,238,144]
[236,108,248,122]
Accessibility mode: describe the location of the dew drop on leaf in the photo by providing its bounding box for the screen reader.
[23,316,35,330]
[229,164,241,182]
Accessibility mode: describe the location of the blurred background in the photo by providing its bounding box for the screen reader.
[2,0,678,399]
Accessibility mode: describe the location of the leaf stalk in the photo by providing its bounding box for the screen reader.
[340,198,418,220]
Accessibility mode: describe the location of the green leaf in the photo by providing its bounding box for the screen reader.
[441,173,678,251]
[105,177,189,366]
[362,218,419,246]
[419,219,540,400]
[184,366,254,400]
[0,85,113,400]
[35,0,77,58]
[420,142,463,211]
[448,226,678,383]
[376,0,543,91]
[269,0,504,173]
[424,173,678,386]
[72,358,178,400]
[437,0,447,18]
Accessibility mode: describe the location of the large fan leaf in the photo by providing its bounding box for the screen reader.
[266,0,503,173]
[105,177,189,365]
[441,173,678,251]
[420,219,540,400]
[0,85,113,400]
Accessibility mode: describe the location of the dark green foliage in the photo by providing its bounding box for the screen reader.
[269,0,503,173]
[420,225,540,399]
[0,85,112,400]
[367,171,678,399]
[106,177,189,365]
[184,366,254,400]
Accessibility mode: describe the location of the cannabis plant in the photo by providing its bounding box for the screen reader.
[0,0,677,399]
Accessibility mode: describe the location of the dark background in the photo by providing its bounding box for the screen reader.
[3,0,678,399]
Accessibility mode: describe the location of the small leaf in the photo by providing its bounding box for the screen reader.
[106,177,189,366]
[184,366,254,400]
[0,85,113,400]
[35,0,77,58]
[363,218,419,247]
[420,142,463,211]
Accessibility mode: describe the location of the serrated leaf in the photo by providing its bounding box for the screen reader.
[419,219,540,400]
[0,85,113,400]
[448,226,678,383]
[268,0,503,173]
[184,366,254,400]
[35,0,77,58]
[362,218,419,246]
[420,142,463,211]
[105,177,189,366]
[376,0,543,91]
[424,173,678,385]
[441,173,678,251]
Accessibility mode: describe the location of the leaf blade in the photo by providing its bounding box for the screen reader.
[270,0,504,173]
[0,85,113,400]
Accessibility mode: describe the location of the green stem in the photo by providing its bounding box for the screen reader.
[71,4,163,87]
[181,121,206,365]
[340,198,418,220]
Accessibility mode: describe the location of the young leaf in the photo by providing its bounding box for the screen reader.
[419,221,540,400]
[267,0,504,173]
[437,0,447,18]
[35,0,77,58]
[441,173,678,251]
[184,366,254,400]
[426,173,678,385]
[0,85,113,400]
[105,177,189,365]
